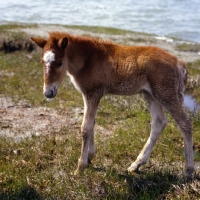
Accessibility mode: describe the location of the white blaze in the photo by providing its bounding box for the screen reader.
[43,50,55,75]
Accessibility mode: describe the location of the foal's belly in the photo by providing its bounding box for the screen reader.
[106,82,141,95]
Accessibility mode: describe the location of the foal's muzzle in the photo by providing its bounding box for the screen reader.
[44,88,57,99]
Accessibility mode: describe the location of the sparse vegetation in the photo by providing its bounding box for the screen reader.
[0,24,200,199]
[176,42,200,52]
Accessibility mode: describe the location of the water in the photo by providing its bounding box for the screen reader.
[0,0,200,43]
[184,95,200,113]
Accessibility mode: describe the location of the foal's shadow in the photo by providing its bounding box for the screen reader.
[90,165,200,199]
[0,186,43,200]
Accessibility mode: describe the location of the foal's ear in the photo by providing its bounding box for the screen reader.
[31,37,47,49]
[58,37,68,50]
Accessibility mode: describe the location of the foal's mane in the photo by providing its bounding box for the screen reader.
[48,31,114,48]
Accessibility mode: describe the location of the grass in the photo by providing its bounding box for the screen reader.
[186,60,200,101]
[176,43,200,52]
[0,23,38,32]
[64,25,132,35]
[62,25,154,37]
[0,23,150,36]
[0,25,200,199]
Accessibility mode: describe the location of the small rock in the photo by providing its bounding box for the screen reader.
[13,149,22,155]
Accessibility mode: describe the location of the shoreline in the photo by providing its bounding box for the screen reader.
[0,23,200,63]
[1,21,200,44]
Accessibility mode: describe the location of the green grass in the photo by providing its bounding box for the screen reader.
[0,26,200,199]
[0,22,149,36]
[0,23,37,42]
[186,60,200,101]
[64,25,132,35]
[62,25,154,37]
[0,23,38,32]
[176,43,200,52]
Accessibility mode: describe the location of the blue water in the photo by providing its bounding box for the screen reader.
[0,0,200,43]
[184,95,200,113]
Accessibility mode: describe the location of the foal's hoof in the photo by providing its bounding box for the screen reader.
[184,167,194,180]
[74,170,78,176]
[88,159,92,165]
[74,169,81,176]
[127,163,139,174]
[74,160,88,175]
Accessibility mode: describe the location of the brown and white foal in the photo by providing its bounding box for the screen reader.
[31,32,194,178]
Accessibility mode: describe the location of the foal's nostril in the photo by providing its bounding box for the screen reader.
[44,90,55,98]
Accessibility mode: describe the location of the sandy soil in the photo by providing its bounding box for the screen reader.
[1,25,200,140]
[0,95,80,140]
[0,95,109,141]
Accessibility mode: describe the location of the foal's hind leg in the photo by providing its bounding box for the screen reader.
[128,92,167,173]
[166,104,194,178]
[88,128,95,164]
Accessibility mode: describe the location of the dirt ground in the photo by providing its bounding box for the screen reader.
[0,95,109,141]
[0,95,79,140]
[1,25,200,140]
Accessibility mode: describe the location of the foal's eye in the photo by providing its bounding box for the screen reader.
[57,62,63,68]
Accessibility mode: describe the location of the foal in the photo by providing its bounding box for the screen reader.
[31,32,194,178]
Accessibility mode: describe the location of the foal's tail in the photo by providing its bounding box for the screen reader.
[177,60,188,105]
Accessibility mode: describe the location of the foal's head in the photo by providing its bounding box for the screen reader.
[31,34,68,99]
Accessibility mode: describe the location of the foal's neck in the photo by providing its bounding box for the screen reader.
[65,38,96,76]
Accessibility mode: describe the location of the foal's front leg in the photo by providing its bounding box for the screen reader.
[75,94,100,174]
